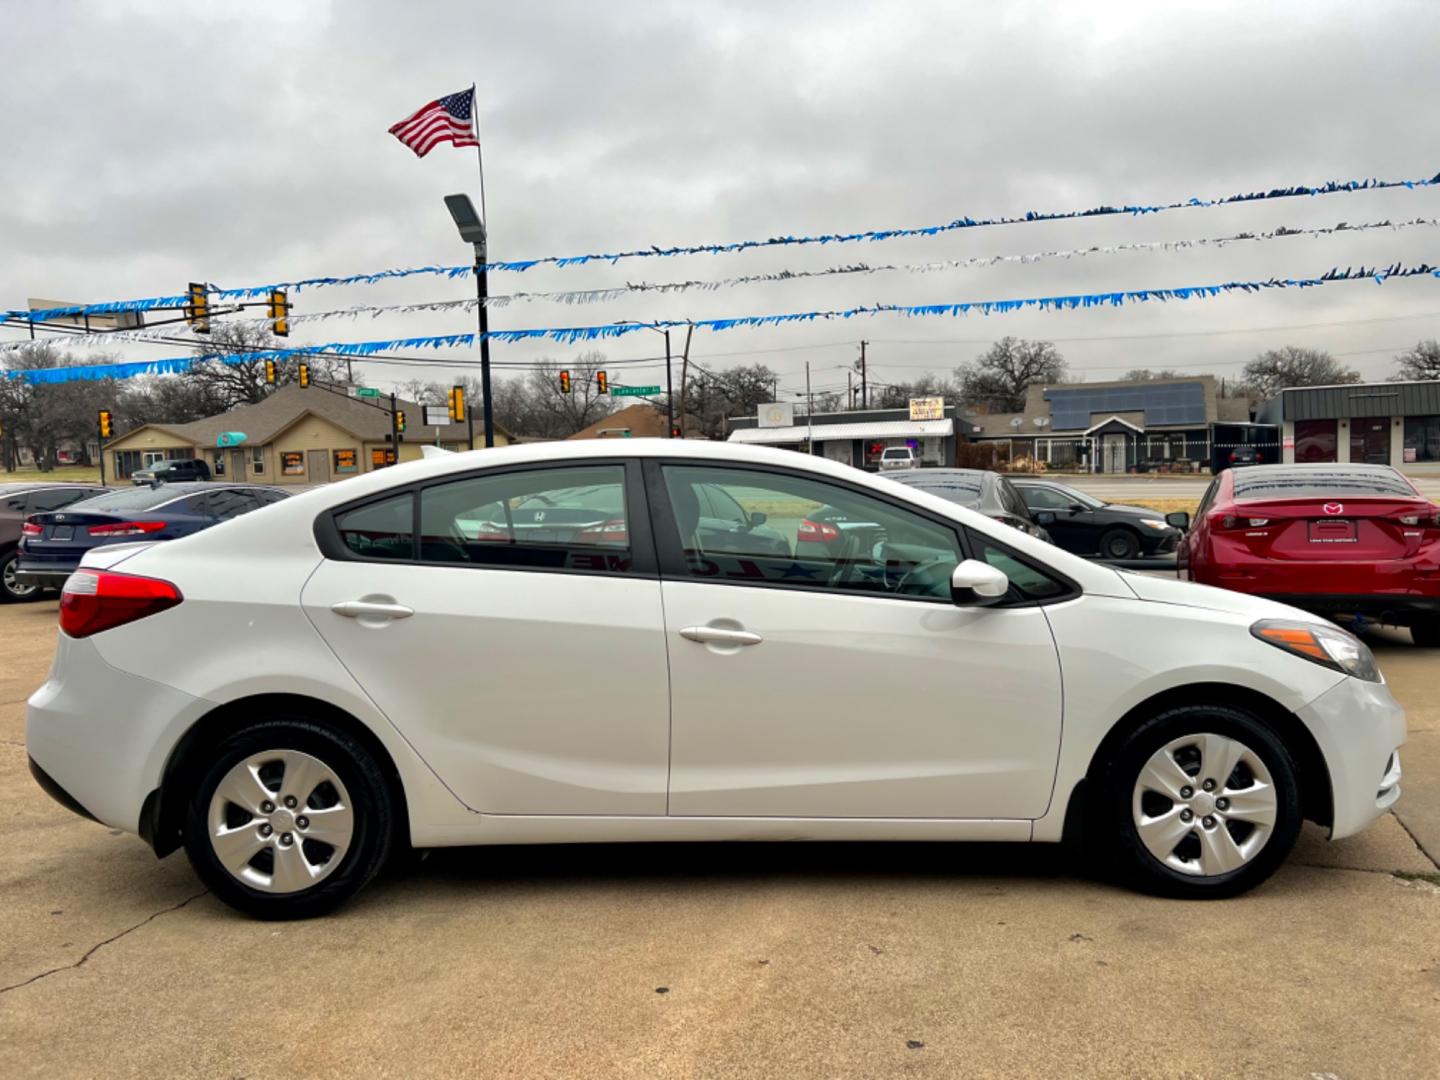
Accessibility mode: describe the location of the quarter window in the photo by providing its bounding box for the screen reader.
[335,493,415,560]
[417,465,632,573]
[967,532,1070,602]
[658,465,963,601]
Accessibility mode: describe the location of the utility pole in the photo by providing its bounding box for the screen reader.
[474,249,496,447]
[389,392,400,465]
[858,340,868,409]
[847,369,853,410]
[664,328,674,437]
[805,360,814,453]
[677,324,693,438]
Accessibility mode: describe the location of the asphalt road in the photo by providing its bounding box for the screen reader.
[2,601,1438,1078]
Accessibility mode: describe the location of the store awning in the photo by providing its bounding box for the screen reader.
[728,418,954,445]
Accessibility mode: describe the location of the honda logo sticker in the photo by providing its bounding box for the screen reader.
[1323,502,1344,515]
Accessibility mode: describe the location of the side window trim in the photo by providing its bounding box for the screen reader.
[315,459,657,578]
[641,458,971,602]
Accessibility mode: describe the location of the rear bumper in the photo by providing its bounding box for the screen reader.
[13,561,76,589]
[1296,677,1406,840]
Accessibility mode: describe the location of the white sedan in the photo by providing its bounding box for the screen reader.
[27,440,1404,917]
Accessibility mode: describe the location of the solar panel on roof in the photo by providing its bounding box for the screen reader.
[1044,383,1206,429]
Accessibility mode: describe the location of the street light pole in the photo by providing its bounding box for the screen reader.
[473,247,495,448]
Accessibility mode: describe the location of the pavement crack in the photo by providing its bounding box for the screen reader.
[0,890,208,995]
[1391,812,1440,871]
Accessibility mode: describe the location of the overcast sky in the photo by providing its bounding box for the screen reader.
[4,0,1440,405]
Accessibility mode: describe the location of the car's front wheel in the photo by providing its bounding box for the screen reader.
[182,718,395,919]
[1099,704,1301,898]
[1098,527,1140,560]
[0,550,41,603]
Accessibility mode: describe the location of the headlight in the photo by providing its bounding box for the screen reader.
[1139,518,1170,530]
[1250,619,1381,682]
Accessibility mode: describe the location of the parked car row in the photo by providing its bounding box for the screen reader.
[5,480,289,598]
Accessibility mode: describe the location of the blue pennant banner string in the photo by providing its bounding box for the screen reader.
[8,261,1440,385]
[7,214,1433,356]
[4,169,1440,326]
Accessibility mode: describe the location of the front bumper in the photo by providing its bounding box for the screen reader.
[1296,676,1406,840]
[27,633,211,834]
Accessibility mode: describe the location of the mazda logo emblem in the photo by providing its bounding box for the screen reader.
[1323,502,1343,515]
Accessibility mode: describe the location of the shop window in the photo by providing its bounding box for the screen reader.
[1403,416,1440,463]
[280,451,305,476]
[210,449,226,476]
[372,447,397,469]
[333,448,359,474]
[251,448,265,475]
[1294,419,1337,463]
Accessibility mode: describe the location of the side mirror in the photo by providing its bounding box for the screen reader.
[950,558,1009,607]
[1069,503,1087,514]
[1165,511,1190,531]
[1033,510,1056,526]
[747,511,768,529]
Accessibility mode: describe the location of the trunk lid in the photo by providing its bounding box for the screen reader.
[1216,496,1439,561]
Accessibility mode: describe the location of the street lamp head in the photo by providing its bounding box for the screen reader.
[444,194,487,249]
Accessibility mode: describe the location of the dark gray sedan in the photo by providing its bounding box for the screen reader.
[883,469,1052,542]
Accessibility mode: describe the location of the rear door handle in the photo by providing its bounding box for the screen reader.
[331,600,414,620]
[679,626,763,646]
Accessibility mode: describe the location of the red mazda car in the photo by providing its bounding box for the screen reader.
[1176,463,1440,646]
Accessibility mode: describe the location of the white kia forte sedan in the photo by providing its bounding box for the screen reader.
[27,441,1404,917]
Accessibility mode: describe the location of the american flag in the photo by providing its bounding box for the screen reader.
[388,88,479,158]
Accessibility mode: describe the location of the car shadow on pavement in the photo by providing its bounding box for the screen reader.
[389,840,1089,892]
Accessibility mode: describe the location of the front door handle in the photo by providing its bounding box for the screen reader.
[331,600,414,620]
[679,626,763,646]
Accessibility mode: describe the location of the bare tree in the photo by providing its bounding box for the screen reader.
[183,324,345,410]
[1393,340,1440,382]
[1240,346,1360,399]
[957,338,1066,413]
[0,342,119,470]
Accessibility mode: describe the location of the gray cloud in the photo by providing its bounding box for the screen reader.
[4,0,1440,401]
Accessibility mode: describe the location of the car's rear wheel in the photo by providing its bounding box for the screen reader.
[1410,619,1440,648]
[1098,703,1301,898]
[0,550,41,603]
[182,718,394,919]
[1098,528,1140,560]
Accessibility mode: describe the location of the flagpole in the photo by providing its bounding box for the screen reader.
[471,83,487,226]
[470,83,495,448]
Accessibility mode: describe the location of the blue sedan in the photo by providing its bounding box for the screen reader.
[16,482,290,590]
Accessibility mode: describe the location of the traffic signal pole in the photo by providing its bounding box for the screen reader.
[97,422,106,487]
[474,249,495,448]
[389,392,399,465]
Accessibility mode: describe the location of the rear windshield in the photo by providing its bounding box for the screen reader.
[1233,468,1416,501]
[66,486,196,512]
[889,473,983,508]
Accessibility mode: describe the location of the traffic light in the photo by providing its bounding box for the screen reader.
[596,370,608,394]
[448,385,465,422]
[185,282,210,334]
[671,425,682,438]
[267,289,290,337]
[396,410,407,433]
[559,370,571,394]
[98,410,113,439]
[264,359,276,384]
[297,362,310,389]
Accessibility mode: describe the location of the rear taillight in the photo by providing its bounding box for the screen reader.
[574,517,628,545]
[21,521,42,537]
[1399,510,1440,527]
[1228,451,1237,463]
[87,521,166,537]
[798,518,840,543]
[59,569,182,638]
[1214,514,1270,530]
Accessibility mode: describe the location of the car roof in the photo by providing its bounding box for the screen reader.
[0,481,103,493]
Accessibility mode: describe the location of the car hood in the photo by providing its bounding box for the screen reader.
[1119,570,1316,622]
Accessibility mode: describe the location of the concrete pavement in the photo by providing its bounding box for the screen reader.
[1,602,1437,1078]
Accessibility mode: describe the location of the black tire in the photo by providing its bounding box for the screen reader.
[0,549,42,603]
[1096,703,1302,899]
[1098,528,1140,560]
[182,717,395,919]
[1410,619,1440,648]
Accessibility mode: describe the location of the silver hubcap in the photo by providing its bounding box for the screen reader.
[3,557,37,598]
[1131,733,1278,877]
[207,750,354,894]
